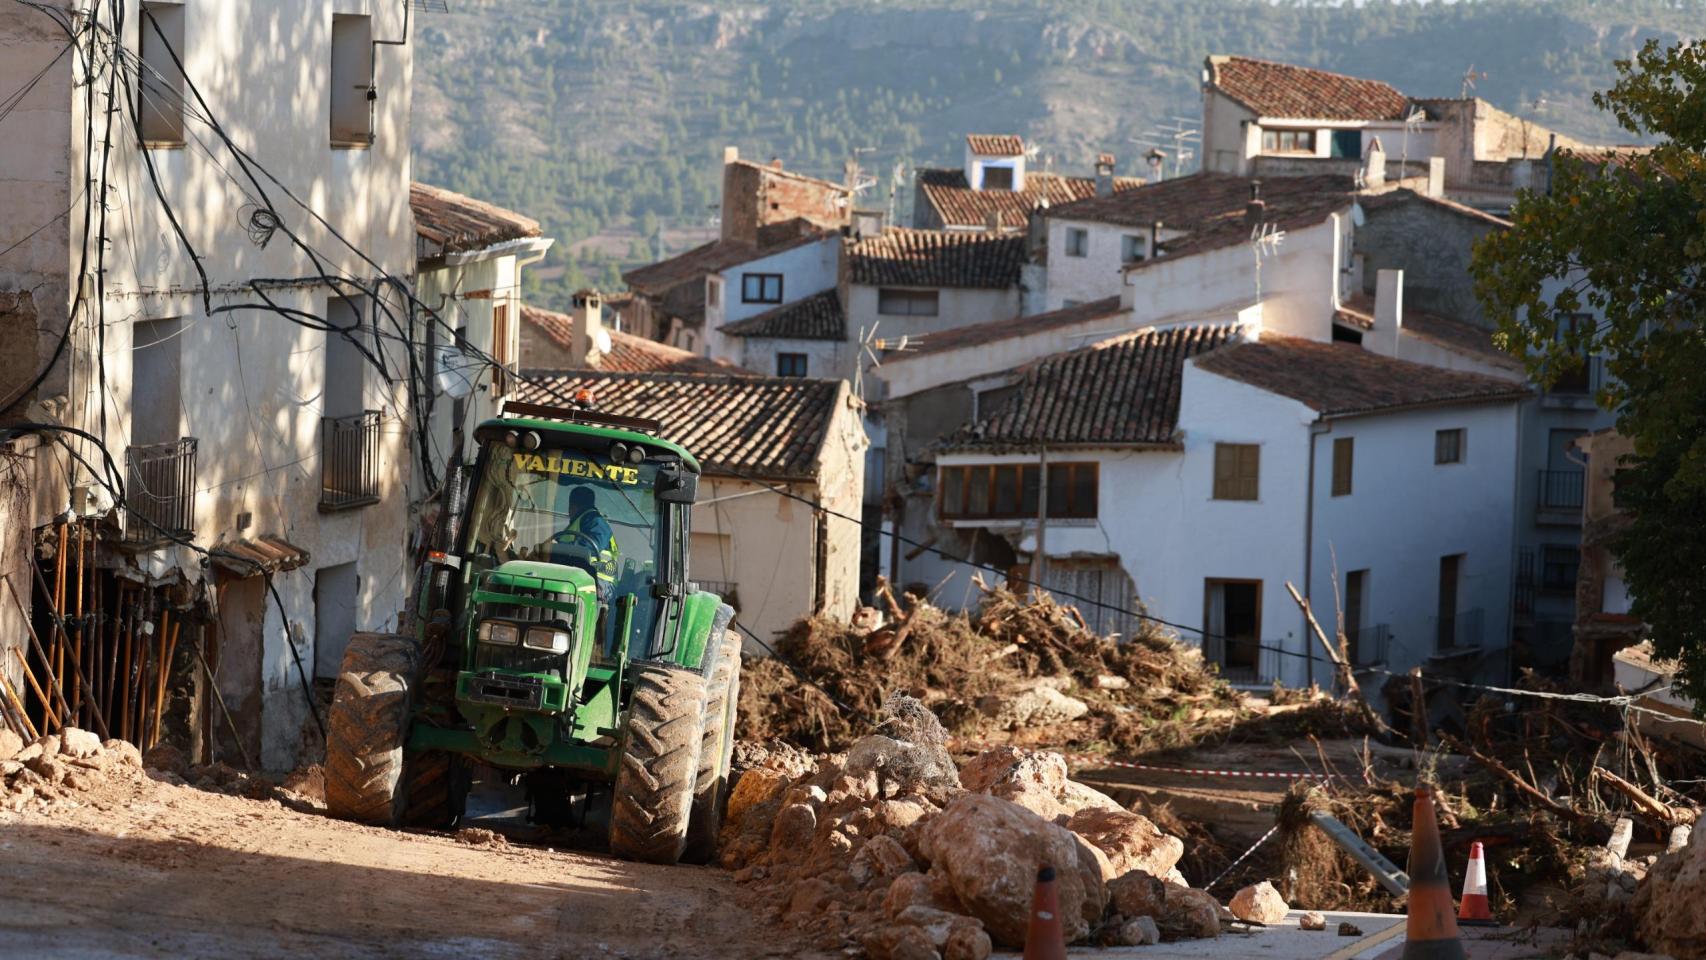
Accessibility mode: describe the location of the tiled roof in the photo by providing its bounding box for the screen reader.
[915,168,1146,230]
[943,324,1239,450]
[1402,310,1523,373]
[1206,56,1411,121]
[516,371,846,481]
[1050,172,1357,231]
[1127,191,1357,271]
[1194,335,1529,418]
[898,296,1125,359]
[520,305,747,375]
[411,182,542,254]
[848,228,1026,289]
[720,290,846,341]
[622,220,827,295]
[1360,188,1512,227]
[966,134,1025,156]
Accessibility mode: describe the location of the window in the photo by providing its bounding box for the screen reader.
[330,14,373,146]
[706,278,721,309]
[1260,129,1316,153]
[1064,228,1089,258]
[1212,443,1259,501]
[1435,428,1465,464]
[981,166,1014,191]
[775,352,808,377]
[490,304,511,396]
[741,273,783,304]
[939,462,1097,520]
[1331,437,1354,497]
[137,3,185,146]
[1541,546,1579,595]
[1329,129,1362,159]
[1121,234,1146,263]
[878,289,939,317]
[131,317,183,446]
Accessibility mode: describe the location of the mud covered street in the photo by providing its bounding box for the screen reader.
[0,754,819,960]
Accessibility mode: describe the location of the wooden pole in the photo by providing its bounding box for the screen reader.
[120,593,134,744]
[1284,581,1388,733]
[104,581,122,727]
[4,575,76,732]
[0,671,40,741]
[11,647,59,735]
[152,612,178,749]
[72,520,85,725]
[26,562,109,738]
[53,522,67,718]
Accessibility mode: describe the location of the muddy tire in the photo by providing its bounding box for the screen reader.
[682,631,743,864]
[324,633,420,826]
[400,750,469,829]
[609,666,707,865]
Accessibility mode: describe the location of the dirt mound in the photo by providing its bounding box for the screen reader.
[1,728,148,812]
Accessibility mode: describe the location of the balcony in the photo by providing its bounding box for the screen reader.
[1536,469,1585,525]
[320,411,380,511]
[1433,607,1485,652]
[1346,624,1392,667]
[1542,356,1604,409]
[124,438,197,544]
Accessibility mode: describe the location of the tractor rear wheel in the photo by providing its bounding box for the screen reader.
[324,633,420,826]
[682,631,743,864]
[608,666,707,865]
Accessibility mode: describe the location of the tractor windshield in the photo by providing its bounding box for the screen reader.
[462,442,672,650]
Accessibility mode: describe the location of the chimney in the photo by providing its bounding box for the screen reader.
[723,145,739,165]
[571,288,603,368]
[1150,220,1164,258]
[1370,269,1403,357]
[720,147,757,246]
[1094,153,1116,198]
[1426,156,1445,198]
[985,209,1004,234]
[1145,148,1166,183]
[1363,136,1386,188]
[1245,179,1266,227]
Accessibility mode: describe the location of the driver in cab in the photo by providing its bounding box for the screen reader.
[552,484,619,594]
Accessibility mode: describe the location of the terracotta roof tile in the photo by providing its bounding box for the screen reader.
[521,305,748,375]
[411,182,541,254]
[966,134,1025,156]
[1207,56,1411,121]
[899,296,1125,359]
[1194,335,1528,418]
[1051,172,1356,231]
[1126,192,1357,271]
[720,290,845,341]
[915,169,1146,230]
[622,220,828,295]
[1401,310,1523,373]
[1360,188,1512,227]
[517,371,846,481]
[944,324,1240,450]
[848,228,1026,289]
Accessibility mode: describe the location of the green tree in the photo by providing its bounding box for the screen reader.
[1471,40,1706,707]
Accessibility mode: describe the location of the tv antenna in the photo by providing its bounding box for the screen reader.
[1399,108,1426,169]
[1461,65,1487,98]
[854,322,916,401]
[1249,221,1286,302]
[1132,119,1199,178]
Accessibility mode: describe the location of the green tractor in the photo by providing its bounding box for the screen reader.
[322,399,742,865]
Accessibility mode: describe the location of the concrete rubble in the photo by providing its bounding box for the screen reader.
[1632,820,1706,959]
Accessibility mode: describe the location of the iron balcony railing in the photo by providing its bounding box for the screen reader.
[1514,547,1536,618]
[1434,607,1485,652]
[1537,469,1585,514]
[125,437,197,543]
[321,411,381,510]
[1346,624,1392,667]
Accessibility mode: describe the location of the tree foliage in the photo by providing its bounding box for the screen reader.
[1472,40,1706,707]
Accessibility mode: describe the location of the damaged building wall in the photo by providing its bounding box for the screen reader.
[0,436,36,702]
[690,477,820,652]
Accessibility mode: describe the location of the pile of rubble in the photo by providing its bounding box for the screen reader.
[738,583,1371,757]
[720,696,1310,958]
[0,725,145,811]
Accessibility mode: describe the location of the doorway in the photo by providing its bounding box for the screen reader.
[1204,579,1263,682]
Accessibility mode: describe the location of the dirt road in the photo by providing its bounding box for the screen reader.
[0,759,818,960]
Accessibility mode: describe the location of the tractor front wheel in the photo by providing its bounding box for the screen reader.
[682,631,742,864]
[401,750,470,829]
[324,633,420,826]
[608,666,707,865]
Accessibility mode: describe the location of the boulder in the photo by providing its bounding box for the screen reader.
[851,835,919,888]
[845,734,959,795]
[1229,881,1289,924]
[58,727,101,759]
[1065,806,1184,881]
[1107,869,1167,920]
[1300,911,1327,931]
[727,767,789,826]
[1634,824,1706,958]
[101,739,142,769]
[1118,916,1160,946]
[1161,884,1221,940]
[977,685,1090,730]
[864,906,990,960]
[919,793,1106,947]
[0,728,21,763]
[769,803,818,864]
[958,747,1121,824]
[883,869,965,919]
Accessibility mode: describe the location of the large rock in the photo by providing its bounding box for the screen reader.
[769,803,818,864]
[1119,916,1160,946]
[58,727,102,760]
[958,748,1121,824]
[1065,806,1184,881]
[1634,824,1706,957]
[0,728,22,763]
[1229,881,1289,924]
[1108,869,1167,920]
[845,734,959,795]
[1162,884,1221,940]
[918,793,1106,948]
[977,684,1090,729]
[851,834,919,888]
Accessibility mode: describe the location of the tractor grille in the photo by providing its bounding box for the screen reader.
[465,672,545,710]
[473,644,566,679]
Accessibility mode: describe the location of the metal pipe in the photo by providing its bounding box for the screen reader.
[120,592,135,744]
[105,581,122,727]
[152,612,179,749]
[53,521,67,718]
[72,520,85,724]
[11,647,59,735]
[27,560,109,738]
[4,575,77,734]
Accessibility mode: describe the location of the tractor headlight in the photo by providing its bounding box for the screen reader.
[523,626,571,653]
[478,620,520,646]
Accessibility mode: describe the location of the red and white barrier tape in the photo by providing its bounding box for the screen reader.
[951,739,1339,783]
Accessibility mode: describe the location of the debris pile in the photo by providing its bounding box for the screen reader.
[0,726,145,811]
[721,696,1247,958]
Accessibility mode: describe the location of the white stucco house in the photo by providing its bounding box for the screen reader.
[0,0,417,770]
[704,231,844,378]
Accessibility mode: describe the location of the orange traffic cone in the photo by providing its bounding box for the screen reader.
[1457,840,1496,925]
[1023,865,1068,960]
[1400,787,1467,960]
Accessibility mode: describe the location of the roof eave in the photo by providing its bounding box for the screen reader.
[1318,390,1532,421]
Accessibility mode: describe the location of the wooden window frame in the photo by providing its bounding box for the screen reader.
[491,303,511,397]
[938,461,1098,520]
[1261,128,1316,154]
[775,352,808,378]
[1212,443,1260,501]
[1331,436,1354,497]
[1435,428,1465,465]
[981,166,1015,191]
[741,273,783,304]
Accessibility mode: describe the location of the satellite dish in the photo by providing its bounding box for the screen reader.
[1350,202,1366,228]
[593,328,613,355]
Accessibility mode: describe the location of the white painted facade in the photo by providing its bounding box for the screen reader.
[703,235,841,364]
[963,144,1027,193]
[0,0,416,769]
[1042,221,1186,312]
[734,336,855,382]
[1201,84,1439,177]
